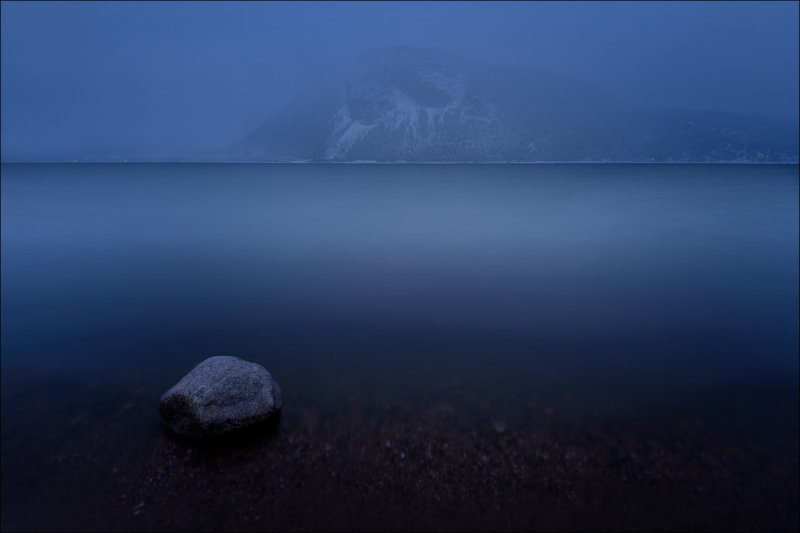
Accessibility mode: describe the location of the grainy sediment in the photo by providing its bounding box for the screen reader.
[1,374,797,531]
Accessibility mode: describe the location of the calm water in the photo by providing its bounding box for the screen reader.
[2,162,798,530]
[1,163,798,409]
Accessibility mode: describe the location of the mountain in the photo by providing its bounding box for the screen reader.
[233,46,799,163]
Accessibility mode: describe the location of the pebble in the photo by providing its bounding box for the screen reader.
[159,356,281,438]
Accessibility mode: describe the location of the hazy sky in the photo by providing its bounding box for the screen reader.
[1,1,798,159]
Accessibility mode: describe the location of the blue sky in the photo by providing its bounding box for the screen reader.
[1,1,798,159]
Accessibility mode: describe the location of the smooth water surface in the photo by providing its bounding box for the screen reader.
[2,163,798,531]
[2,163,798,408]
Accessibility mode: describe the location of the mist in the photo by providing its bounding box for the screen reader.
[1,1,798,160]
[3,3,800,530]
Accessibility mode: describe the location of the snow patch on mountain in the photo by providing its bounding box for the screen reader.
[325,109,375,159]
[323,47,506,161]
[235,46,798,163]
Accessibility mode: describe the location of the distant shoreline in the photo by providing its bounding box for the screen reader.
[2,160,799,165]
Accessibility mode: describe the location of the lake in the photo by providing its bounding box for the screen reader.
[1,163,798,531]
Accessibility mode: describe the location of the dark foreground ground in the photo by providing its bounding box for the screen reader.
[1,368,797,532]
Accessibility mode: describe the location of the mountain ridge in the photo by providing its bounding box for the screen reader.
[230,46,798,164]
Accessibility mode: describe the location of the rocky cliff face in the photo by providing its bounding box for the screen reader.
[322,47,510,161]
[235,47,798,163]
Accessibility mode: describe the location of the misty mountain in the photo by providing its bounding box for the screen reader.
[233,47,798,163]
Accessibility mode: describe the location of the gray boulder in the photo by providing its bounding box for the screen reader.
[159,356,282,438]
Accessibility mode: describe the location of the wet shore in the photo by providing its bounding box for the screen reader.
[2,162,798,530]
[2,369,797,532]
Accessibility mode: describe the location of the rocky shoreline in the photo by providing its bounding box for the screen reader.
[1,370,797,531]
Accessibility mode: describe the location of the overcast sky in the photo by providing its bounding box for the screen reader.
[1,1,798,159]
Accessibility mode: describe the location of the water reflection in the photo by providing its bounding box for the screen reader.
[1,163,798,408]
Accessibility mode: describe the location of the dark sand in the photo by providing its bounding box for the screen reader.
[3,163,798,530]
[1,369,797,532]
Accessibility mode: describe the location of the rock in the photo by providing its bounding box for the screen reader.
[159,356,282,438]
[235,46,800,163]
